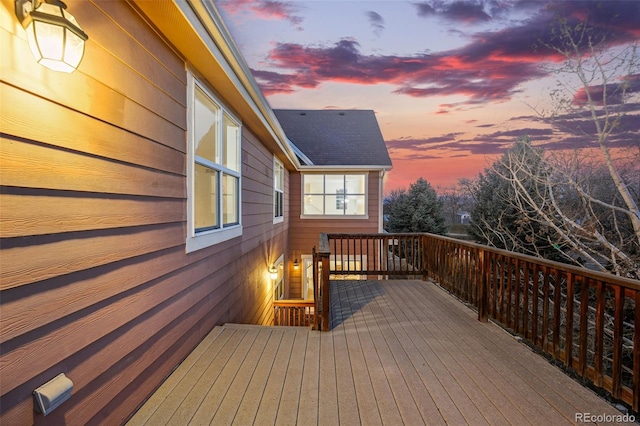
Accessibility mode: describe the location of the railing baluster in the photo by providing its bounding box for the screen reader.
[478,249,488,322]
[495,254,501,322]
[565,272,575,368]
[416,236,419,275]
[506,257,513,328]
[514,258,521,334]
[332,236,336,274]
[274,300,315,327]
[579,278,589,377]
[347,235,351,274]
[594,280,605,387]
[612,285,624,399]
[542,266,550,351]
[552,269,561,359]
[491,253,500,319]
[376,236,380,273]
[360,237,363,276]
[532,264,540,346]
[405,236,409,274]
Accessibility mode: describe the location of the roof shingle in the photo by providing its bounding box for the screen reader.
[273,109,392,167]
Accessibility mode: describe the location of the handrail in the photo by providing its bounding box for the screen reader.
[273,300,315,306]
[318,232,640,412]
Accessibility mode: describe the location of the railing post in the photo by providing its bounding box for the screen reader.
[478,249,489,322]
[319,233,332,331]
[312,246,319,331]
[321,253,330,331]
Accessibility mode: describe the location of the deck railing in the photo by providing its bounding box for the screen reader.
[273,300,315,327]
[315,232,640,412]
[271,246,321,329]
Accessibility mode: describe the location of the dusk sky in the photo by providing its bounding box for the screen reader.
[214,0,640,193]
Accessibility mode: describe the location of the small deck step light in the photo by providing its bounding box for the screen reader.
[33,373,73,416]
[15,0,88,73]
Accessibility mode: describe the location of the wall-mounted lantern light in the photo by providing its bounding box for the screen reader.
[293,259,300,270]
[15,0,88,73]
[269,265,278,280]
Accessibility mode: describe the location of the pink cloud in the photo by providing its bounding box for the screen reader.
[216,0,304,29]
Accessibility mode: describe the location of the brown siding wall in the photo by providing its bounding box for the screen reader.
[0,1,286,424]
[287,171,383,297]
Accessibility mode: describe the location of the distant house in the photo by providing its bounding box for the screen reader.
[456,211,471,224]
[0,1,391,424]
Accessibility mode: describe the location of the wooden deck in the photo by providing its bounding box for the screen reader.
[127,280,627,425]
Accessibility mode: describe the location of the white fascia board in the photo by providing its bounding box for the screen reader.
[287,138,314,166]
[297,165,392,172]
[181,0,301,168]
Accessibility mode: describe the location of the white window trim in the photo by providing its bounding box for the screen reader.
[273,156,284,224]
[301,254,314,300]
[300,173,369,219]
[186,71,242,253]
[273,254,285,300]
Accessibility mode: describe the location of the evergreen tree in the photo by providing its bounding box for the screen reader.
[385,178,447,234]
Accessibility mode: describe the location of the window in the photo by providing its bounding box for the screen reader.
[274,157,284,223]
[186,73,242,252]
[330,255,366,280]
[302,255,366,296]
[302,174,367,217]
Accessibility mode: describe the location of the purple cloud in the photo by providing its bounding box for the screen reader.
[413,1,492,23]
[255,37,551,102]
[573,74,640,106]
[250,1,639,104]
[366,11,385,37]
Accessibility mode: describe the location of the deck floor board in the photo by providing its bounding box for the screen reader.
[128,280,625,425]
[230,328,284,425]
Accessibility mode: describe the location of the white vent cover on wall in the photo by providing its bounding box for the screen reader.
[33,373,73,416]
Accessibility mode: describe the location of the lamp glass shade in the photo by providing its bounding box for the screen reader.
[269,266,278,280]
[24,2,86,73]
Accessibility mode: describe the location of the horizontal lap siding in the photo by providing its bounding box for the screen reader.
[0,1,284,424]
[287,171,382,297]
